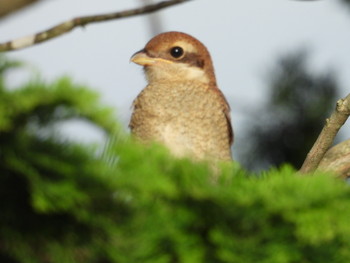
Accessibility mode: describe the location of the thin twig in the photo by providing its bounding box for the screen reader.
[0,0,40,18]
[0,0,191,52]
[300,93,350,174]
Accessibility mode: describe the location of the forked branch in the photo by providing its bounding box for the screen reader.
[300,93,350,174]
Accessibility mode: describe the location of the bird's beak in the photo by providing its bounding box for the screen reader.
[130,50,173,66]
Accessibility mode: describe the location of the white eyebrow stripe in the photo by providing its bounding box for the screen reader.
[172,41,197,53]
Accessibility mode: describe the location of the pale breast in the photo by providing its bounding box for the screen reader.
[129,81,232,161]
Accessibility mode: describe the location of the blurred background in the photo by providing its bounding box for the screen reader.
[1,0,350,170]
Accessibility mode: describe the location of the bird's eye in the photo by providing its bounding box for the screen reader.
[170,46,184,58]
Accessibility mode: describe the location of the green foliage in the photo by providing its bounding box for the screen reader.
[1,56,350,263]
[0,55,121,262]
[0,75,119,134]
[110,142,350,263]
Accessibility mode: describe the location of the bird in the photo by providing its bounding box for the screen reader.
[129,31,233,161]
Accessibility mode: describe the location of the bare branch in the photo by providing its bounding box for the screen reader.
[0,0,191,52]
[0,0,41,18]
[318,139,350,178]
[300,93,350,174]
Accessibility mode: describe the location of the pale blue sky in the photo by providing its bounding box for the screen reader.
[1,0,350,159]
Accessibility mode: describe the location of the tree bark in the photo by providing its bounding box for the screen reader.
[318,139,350,178]
[300,94,350,174]
[0,0,40,18]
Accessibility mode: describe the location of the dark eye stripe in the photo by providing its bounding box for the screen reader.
[179,52,205,69]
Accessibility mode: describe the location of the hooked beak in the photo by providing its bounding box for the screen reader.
[130,50,173,66]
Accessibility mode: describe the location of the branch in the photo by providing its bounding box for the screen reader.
[0,0,41,18]
[0,0,191,52]
[317,138,350,178]
[300,93,350,174]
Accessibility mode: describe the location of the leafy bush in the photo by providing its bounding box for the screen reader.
[1,57,350,263]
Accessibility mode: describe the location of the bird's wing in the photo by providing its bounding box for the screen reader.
[211,87,234,146]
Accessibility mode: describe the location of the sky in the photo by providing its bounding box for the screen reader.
[1,0,350,160]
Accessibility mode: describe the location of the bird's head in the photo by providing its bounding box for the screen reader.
[131,31,217,85]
